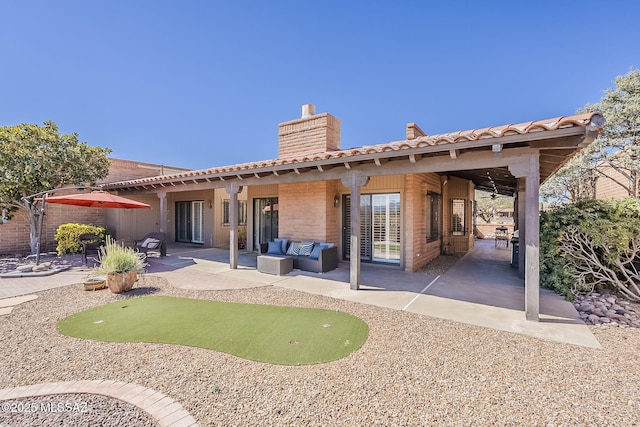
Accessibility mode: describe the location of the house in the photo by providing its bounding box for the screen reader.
[496,208,515,221]
[103,104,604,321]
[0,159,194,255]
[594,163,634,200]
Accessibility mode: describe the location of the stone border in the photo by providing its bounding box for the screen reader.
[0,265,71,278]
[0,380,198,427]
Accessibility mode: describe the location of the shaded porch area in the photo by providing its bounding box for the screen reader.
[145,240,599,348]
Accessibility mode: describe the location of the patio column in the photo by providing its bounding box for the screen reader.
[225,183,243,269]
[509,153,540,321]
[157,190,167,233]
[524,154,540,321]
[342,174,369,290]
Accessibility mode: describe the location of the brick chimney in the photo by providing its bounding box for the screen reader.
[278,104,341,158]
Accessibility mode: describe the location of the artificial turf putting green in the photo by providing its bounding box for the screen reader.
[57,296,369,365]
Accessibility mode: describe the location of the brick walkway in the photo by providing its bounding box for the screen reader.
[0,380,197,426]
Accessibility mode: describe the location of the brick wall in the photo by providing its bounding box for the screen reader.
[0,158,185,255]
[99,158,190,184]
[404,173,442,272]
[278,181,339,243]
[278,112,340,158]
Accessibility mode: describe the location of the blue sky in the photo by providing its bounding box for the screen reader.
[2,1,639,170]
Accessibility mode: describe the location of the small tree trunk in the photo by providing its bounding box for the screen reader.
[28,205,41,255]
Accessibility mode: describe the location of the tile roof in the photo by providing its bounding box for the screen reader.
[103,112,600,188]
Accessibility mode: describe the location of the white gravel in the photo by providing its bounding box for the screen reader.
[1,275,639,426]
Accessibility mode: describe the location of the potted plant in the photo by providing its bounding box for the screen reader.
[238,227,247,250]
[94,237,147,293]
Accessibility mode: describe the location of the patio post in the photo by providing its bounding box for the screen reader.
[225,183,243,269]
[157,190,167,233]
[342,174,369,290]
[524,154,540,321]
[509,154,540,321]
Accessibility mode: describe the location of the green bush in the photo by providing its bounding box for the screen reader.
[55,223,109,255]
[540,198,640,299]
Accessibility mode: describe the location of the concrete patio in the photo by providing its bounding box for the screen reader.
[139,238,599,348]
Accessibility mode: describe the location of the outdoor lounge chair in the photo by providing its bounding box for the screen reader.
[135,232,167,257]
[78,233,105,264]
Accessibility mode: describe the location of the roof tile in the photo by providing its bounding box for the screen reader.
[104,112,599,187]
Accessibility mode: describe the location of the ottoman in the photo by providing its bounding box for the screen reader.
[257,255,293,275]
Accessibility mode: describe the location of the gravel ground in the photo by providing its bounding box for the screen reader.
[0,393,157,426]
[419,254,462,275]
[1,275,639,426]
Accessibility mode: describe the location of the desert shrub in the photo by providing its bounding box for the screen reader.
[540,198,640,299]
[55,223,109,255]
[94,236,146,274]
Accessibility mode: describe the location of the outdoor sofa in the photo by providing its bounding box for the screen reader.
[259,238,338,273]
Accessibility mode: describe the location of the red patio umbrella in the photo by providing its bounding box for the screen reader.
[43,191,151,209]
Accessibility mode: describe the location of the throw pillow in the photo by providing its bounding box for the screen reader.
[286,242,299,255]
[274,238,288,254]
[141,238,160,249]
[308,244,322,260]
[267,241,283,255]
[298,241,314,256]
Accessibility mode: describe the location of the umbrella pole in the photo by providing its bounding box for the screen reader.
[35,194,47,265]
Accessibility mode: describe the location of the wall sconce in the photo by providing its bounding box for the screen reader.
[208,200,213,209]
[333,195,340,208]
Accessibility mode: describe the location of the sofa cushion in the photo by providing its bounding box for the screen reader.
[267,241,284,255]
[141,238,161,249]
[274,238,288,254]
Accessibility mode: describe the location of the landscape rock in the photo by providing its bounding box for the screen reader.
[573,292,640,328]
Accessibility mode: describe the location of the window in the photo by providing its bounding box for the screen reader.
[238,200,247,225]
[223,199,247,226]
[451,199,466,236]
[426,192,441,242]
[223,200,230,225]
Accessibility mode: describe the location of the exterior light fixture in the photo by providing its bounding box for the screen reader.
[333,195,340,208]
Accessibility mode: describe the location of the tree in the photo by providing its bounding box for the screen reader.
[0,121,111,254]
[587,68,640,198]
[540,198,640,300]
[540,150,598,204]
[474,190,513,223]
[541,68,640,202]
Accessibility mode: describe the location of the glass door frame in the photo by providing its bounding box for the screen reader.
[343,192,401,265]
[253,197,279,251]
[175,200,205,244]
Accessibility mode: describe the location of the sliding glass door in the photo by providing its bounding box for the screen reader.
[343,193,400,264]
[372,194,400,262]
[175,201,204,244]
[253,198,279,251]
